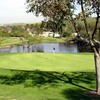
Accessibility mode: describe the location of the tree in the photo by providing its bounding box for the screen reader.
[26,0,70,37]
[41,20,66,37]
[25,23,43,36]
[73,0,100,93]
[26,0,100,93]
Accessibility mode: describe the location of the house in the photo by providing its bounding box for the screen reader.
[40,31,60,37]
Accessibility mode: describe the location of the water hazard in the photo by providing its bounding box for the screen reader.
[0,43,78,53]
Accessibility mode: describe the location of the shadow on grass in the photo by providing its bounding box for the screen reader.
[0,70,96,88]
[0,69,100,99]
[62,88,100,100]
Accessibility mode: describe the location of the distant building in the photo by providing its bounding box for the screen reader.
[26,28,34,36]
[72,33,78,37]
[40,31,60,37]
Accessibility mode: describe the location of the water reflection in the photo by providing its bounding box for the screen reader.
[0,43,78,53]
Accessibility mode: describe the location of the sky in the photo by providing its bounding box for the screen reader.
[0,0,44,24]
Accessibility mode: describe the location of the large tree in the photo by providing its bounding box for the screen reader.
[26,0,100,93]
[71,0,100,93]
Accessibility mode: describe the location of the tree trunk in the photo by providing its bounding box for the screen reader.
[53,33,55,38]
[94,48,100,93]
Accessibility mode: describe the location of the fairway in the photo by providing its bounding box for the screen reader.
[0,53,99,100]
[0,53,95,72]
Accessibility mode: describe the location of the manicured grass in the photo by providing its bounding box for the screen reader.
[0,53,95,71]
[0,69,98,100]
[0,53,99,100]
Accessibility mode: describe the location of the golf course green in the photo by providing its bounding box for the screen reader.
[0,53,95,71]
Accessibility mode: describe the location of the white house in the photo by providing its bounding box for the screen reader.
[41,31,60,37]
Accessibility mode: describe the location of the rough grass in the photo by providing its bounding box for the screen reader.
[0,53,99,100]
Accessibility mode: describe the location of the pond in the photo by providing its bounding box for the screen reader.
[0,42,78,53]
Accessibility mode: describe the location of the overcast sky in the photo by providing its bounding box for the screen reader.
[0,0,44,24]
